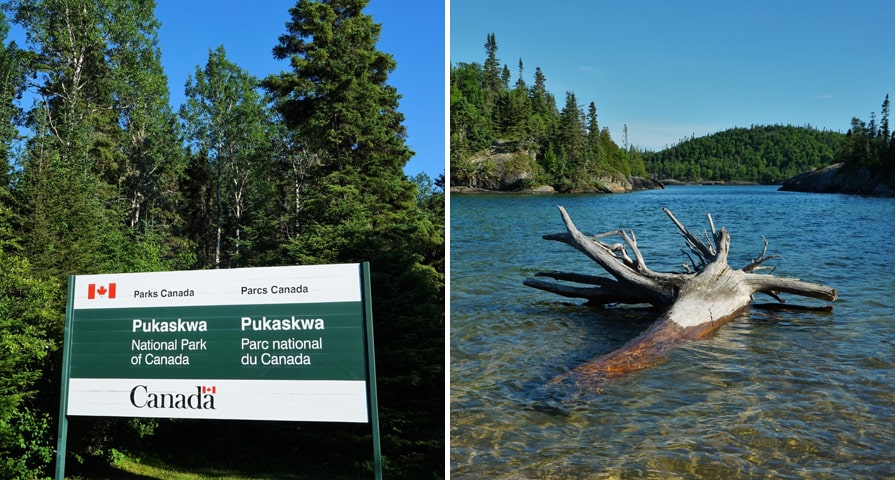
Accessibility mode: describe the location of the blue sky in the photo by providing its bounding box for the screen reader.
[450,0,895,151]
[154,0,446,178]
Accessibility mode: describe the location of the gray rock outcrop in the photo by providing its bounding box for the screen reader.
[779,163,893,197]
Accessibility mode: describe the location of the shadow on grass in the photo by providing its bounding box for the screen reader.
[68,463,159,480]
[118,453,370,480]
[64,419,377,479]
[75,456,359,480]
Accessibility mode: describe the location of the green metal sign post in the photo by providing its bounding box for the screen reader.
[55,263,381,479]
[360,263,383,479]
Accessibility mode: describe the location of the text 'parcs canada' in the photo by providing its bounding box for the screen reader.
[240,284,309,295]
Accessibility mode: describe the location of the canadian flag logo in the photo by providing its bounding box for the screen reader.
[87,283,116,300]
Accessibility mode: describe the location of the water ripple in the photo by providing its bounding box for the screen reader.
[451,187,895,479]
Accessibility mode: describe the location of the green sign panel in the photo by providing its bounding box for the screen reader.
[68,302,365,381]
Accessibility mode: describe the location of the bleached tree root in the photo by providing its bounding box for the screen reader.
[524,206,837,390]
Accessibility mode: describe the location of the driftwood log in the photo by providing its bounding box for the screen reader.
[524,206,837,389]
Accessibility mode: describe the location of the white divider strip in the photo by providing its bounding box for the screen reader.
[73,263,361,309]
[67,378,369,423]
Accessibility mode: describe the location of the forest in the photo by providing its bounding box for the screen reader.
[450,33,647,192]
[642,124,844,183]
[450,34,893,189]
[0,0,444,479]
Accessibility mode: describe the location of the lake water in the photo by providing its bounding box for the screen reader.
[449,186,894,479]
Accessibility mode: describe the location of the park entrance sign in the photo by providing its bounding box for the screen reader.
[55,263,381,478]
[60,263,372,422]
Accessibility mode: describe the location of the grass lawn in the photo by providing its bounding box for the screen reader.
[66,451,370,480]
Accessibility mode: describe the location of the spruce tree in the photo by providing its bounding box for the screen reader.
[0,200,60,479]
[515,58,526,90]
[0,11,25,183]
[482,32,501,105]
[586,101,601,162]
[557,91,587,178]
[530,66,553,115]
[263,0,443,475]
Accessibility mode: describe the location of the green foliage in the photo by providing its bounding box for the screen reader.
[450,33,642,191]
[836,95,894,177]
[180,45,279,269]
[0,407,54,480]
[0,201,60,479]
[8,0,187,279]
[642,124,845,183]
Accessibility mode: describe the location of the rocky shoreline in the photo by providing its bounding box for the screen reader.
[450,176,664,194]
[778,163,894,197]
[448,176,768,194]
[450,163,894,197]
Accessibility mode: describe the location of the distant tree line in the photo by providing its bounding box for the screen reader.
[450,33,646,191]
[642,125,844,183]
[642,96,894,184]
[0,0,443,478]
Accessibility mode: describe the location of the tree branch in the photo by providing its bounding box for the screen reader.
[545,206,675,305]
[746,274,837,302]
[742,236,783,273]
[523,277,653,306]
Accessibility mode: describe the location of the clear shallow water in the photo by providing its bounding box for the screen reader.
[450,186,894,479]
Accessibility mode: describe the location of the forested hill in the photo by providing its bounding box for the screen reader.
[451,34,647,192]
[642,125,844,183]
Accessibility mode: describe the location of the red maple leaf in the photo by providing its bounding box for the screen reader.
[97,285,107,296]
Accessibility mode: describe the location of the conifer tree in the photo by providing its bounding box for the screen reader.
[586,101,601,162]
[501,64,511,90]
[0,15,59,477]
[10,0,125,278]
[556,91,587,175]
[0,11,24,183]
[0,200,60,479]
[263,0,443,474]
[530,66,554,115]
[482,32,501,105]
